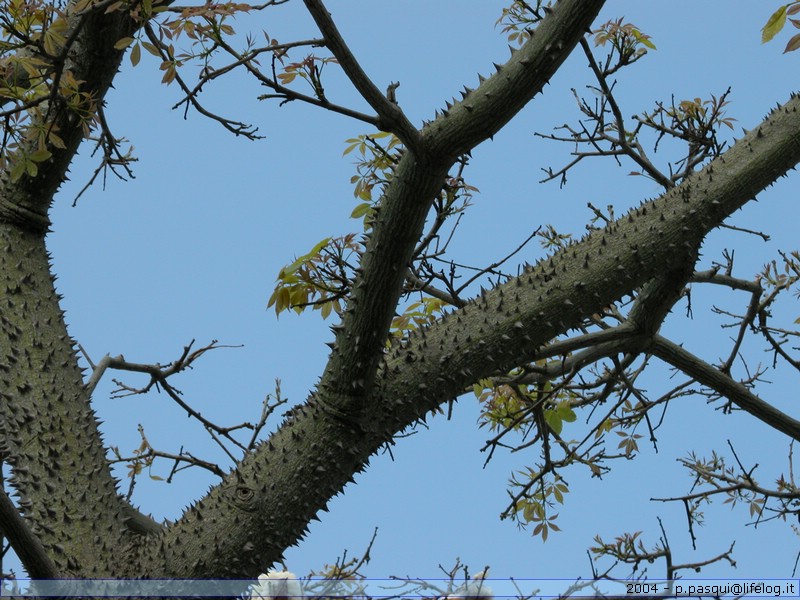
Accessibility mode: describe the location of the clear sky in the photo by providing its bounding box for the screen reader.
[30,0,800,586]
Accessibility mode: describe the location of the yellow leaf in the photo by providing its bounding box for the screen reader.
[762,6,787,43]
[142,42,161,57]
[320,301,332,319]
[114,36,135,50]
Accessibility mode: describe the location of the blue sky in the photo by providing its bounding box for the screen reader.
[31,0,800,584]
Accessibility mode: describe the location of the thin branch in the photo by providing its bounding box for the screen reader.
[301,0,420,150]
[0,486,59,578]
[579,37,672,189]
[210,34,380,126]
[143,23,261,138]
[650,335,800,441]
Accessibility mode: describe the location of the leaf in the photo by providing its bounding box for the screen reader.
[632,30,656,50]
[130,43,141,67]
[161,65,177,85]
[142,42,161,57]
[29,149,51,162]
[543,410,563,435]
[282,237,330,274]
[350,202,371,219]
[320,300,333,319]
[784,32,800,52]
[9,160,26,183]
[557,403,576,423]
[114,36,135,50]
[762,6,788,43]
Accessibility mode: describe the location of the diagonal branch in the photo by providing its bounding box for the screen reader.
[0,485,59,578]
[423,0,606,161]
[301,0,421,149]
[649,335,800,441]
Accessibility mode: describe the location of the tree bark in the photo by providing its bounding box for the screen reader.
[0,0,168,577]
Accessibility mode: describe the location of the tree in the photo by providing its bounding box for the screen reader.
[1,0,799,589]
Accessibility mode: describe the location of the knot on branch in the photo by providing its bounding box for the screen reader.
[0,196,51,234]
[627,255,698,340]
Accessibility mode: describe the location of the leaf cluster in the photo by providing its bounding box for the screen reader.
[495,1,551,47]
[593,18,655,68]
[0,0,94,181]
[267,234,361,320]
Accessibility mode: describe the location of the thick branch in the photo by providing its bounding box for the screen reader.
[314,0,607,425]
[423,0,606,161]
[0,226,137,575]
[133,96,800,578]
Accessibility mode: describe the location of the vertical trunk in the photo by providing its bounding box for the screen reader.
[0,222,130,575]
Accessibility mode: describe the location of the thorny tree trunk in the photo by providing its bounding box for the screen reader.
[1,0,800,580]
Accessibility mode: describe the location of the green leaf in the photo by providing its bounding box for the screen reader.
[639,36,656,50]
[130,42,141,67]
[557,403,576,423]
[9,160,26,183]
[762,6,788,43]
[350,202,371,219]
[29,149,52,162]
[283,237,330,273]
[543,410,563,435]
[320,300,333,319]
[633,30,656,50]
